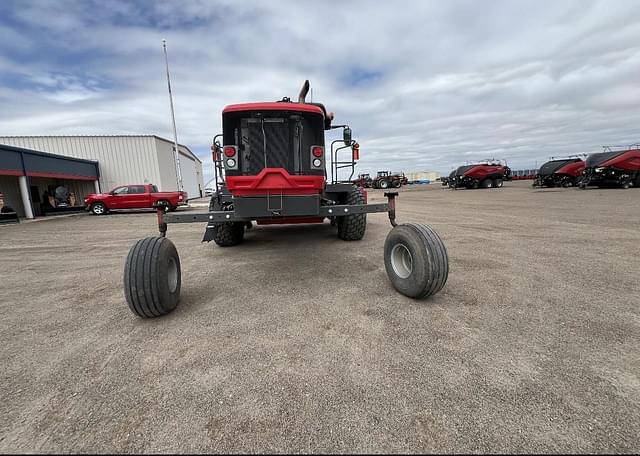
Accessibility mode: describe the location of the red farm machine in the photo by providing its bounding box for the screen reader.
[579,145,640,189]
[371,171,409,189]
[448,159,512,189]
[353,173,373,188]
[532,155,586,188]
[123,81,449,318]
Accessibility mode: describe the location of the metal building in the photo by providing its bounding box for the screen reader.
[405,171,441,183]
[0,135,204,200]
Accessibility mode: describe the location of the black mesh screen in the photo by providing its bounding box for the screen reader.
[246,120,291,174]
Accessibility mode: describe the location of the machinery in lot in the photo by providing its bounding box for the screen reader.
[532,156,585,188]
[85,183,187,215]
[441,170,456,187]
[448,159,512,189]
[371,171,408,189]
[123,81,449,318]
[353,173,373,188]
[580,145,640,189]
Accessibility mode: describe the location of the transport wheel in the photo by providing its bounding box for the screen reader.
[493,178,503,188]
[384,223,448,299]
[337,187,366,241]
[90,202,107,215]
[379,180,389,189]
[124,237,181,318]
[392,180,401,188]
[480,179,493,189]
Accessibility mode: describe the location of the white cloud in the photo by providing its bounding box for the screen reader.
[1,0,639,181]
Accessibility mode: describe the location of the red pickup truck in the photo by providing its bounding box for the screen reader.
[84,184,187,215]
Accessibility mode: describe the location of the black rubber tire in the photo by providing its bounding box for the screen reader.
[379,180,389,189]
[90,202,107,215]
[384,223,448,299]
[124,237,181,318]
[337,187,367,241]
[493,178,503,188]
[480,179,493,189]
[392,180,401,188]
[213,223,245,247]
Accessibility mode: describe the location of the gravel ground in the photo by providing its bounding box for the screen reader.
[0,181,639,453]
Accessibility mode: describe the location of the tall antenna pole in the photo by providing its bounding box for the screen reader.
[162,39,183,191]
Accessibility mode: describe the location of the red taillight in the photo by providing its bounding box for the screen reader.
[224,146,236,157]
[312,146,323,157]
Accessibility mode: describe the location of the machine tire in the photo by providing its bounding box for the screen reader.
[392,180,402,188]
[379,180,389,189]
[480,179,493,189]
[124,237,181,318]
[337,187,366,241]
[384,223,448,299]
[213,223,245,247]
[90,202,107,215]
[493,178,503,188]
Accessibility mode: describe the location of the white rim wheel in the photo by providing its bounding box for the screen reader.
[391,243,413,279]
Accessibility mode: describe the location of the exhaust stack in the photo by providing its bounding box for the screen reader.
[298,80,310,103]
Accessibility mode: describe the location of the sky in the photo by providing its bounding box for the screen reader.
[1,0,640,183]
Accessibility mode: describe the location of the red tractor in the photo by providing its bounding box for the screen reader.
[449,160,512,189]
[580,145,640,189]
[533,156,585,188]
[353,173,373,188]
[123,81,449,318]
[371,171,408,189]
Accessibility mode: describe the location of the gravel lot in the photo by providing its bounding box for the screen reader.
[1,181,639,453]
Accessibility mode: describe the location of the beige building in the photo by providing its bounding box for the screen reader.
[0,135,204,199]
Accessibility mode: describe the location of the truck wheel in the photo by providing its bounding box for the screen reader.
[493,178,503,188]
[392,180,402,188]
[213,223,245,247]
[338,187,366,241]
[384,223,448,299]
[124,237,181,318]
[480,179,493,189]
[379,180,389,189]
[90,202,107,215]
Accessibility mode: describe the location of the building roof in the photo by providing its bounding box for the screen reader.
[0,135,202,163]
[0,143,100,180]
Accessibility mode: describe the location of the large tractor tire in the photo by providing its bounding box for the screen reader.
[379,180,390,189]
[493,178,503,188]
[213,223,245,247]
[124,237,181,318]
[392,180,402,188]
[337,187,367,241]
[384,223,448,299]
[480,179,493,189]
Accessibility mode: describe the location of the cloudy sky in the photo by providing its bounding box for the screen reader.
[1,0,639,182]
